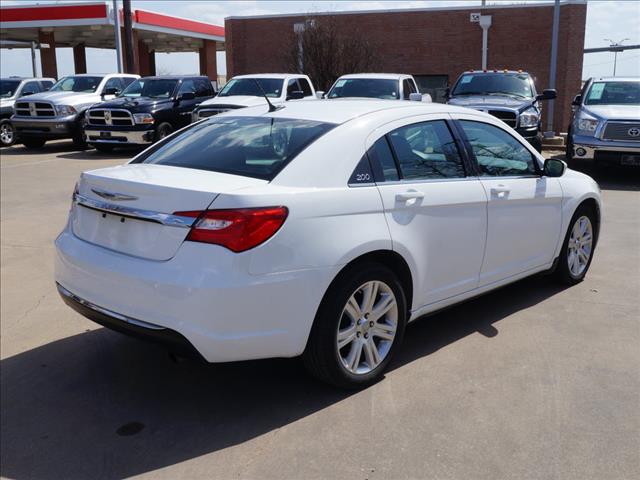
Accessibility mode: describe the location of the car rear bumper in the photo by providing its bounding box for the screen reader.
[84,126,154,145]
[11,115,77,138]
[54,225,337,363]
[572,134,640,163]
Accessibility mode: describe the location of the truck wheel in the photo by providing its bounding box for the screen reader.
[154,123,173,142]
[93,143,115,153]
[0,120,15,147]
[565,129,574,162]
[22,138,46,149]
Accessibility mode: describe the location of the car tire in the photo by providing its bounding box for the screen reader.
[154,122,173,142]
[0,120,16,148]
[303,262,407,389]
[22,138,46,149]
[565,128,573,162]
[555,204,598,285]
[92,143,115,153]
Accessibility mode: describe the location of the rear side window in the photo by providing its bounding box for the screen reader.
[367,137,399,182]
[459,120,537,176]
[388,120,465,180]
[41,80,54,91]
[194,78,212,97]
[135,117,335,181]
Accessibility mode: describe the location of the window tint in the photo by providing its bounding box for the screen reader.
[367,137,399,182]
[103,77,123,93]
[121,77,136,88]
[299,78,313,96]
[194,78,212,97]
[287,79,302,96]
[178,79,195,95]
[22,81,41,94]
[41,80,54,91]
[135,117,335,181]
[459,120,538,176]
[387,120,465,180]
[402,79,416,99]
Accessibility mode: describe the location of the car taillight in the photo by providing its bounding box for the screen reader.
[174,207,288,253]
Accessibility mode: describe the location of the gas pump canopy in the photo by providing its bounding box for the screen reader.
[0,2,225,79]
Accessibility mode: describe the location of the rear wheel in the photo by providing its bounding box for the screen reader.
[555,205,597,285]
[22,138,46,149]
[0,120,15,147]
[565,128,574,162]
[154,122,173,142]
[303,263,407,389]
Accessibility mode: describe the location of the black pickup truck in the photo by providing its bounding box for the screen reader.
[83,76,215,152]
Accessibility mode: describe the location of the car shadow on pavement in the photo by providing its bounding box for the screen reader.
[0,275,567,479]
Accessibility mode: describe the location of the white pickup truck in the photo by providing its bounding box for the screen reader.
[192,73,317,121]
[11,73,139,149]
[325,73,431,102]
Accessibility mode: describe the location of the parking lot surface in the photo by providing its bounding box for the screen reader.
[1,142,639,480]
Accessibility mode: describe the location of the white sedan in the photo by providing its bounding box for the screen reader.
[55,100,601,388]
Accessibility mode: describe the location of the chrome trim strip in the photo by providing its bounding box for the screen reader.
[57,283,166,330]
[74,193,196,228]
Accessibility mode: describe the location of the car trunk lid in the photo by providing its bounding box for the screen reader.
[72,164,267,260]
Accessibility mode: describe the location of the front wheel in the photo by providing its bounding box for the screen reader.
[555,205,597,285]
[22,137,46,149]
[154,122,173,142]
[0,120,15,147]
[303,263,407,389]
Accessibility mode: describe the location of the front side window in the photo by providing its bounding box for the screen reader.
[21,81,41,95]
[0,80,21,98]
[387,120,465,180]
[459,120,537,176]
[402,79,416,99]
[50,76,103,93]
[134,117,335,181]
[584,81,640,105]
[299,78,313,97]
[103,77,123,93]
[328,78,400,100]
[121,79,179,99]
[41,80,54,91]
[217,78,283,98]
[452,73,533,99]
[178,79,196,96]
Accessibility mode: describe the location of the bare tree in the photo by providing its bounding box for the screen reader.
[286,17,379,92]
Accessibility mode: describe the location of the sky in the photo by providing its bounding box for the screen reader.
[1,0,639,80]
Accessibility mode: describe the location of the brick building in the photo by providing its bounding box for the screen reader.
[225,0,586,133]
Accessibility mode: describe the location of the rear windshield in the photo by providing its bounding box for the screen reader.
[328,78,400,100]
[134,116,336,180]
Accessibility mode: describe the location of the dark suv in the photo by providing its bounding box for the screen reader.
[447,70,556,152]
[84,76,215,152]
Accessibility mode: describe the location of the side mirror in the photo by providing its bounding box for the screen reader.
[102,87,119,96]
[409,92,423,102]
[315,91,325,99]
[571,94,582,106]
[536,89,557,101]
[178,91,196,101]
[543,158,567,177]
[287,90,304,100]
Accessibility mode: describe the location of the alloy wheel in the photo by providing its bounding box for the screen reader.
[567,215,593,277]
[0,123,14,145]
[337,280,398,375]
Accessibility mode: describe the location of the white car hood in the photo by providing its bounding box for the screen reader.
[199,95,276,108]
[20,90,101,107]
[583,104,640,121]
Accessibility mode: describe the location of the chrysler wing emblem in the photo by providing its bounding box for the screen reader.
[628,127,640,137]
[91,188,138,201]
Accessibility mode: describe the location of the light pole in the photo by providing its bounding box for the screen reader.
[604,38,629,76]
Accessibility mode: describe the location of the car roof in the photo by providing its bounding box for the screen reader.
[225,98,472,124]
[337,73,410,80]
[233,73,307,79]
[138,75,207,81]
[591,76,640,82]
[0,77,55,82]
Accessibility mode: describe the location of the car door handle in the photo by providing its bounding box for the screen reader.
[396,190,425,201]
[490,186,511,198]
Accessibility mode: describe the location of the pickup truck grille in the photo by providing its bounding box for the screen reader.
[14,101,56,117]
[488,110,517,128]
[196,104,243,120]
[602,122,640,142]
[87,109,134,126]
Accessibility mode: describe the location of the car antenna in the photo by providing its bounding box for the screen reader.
[253,79,283,113]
